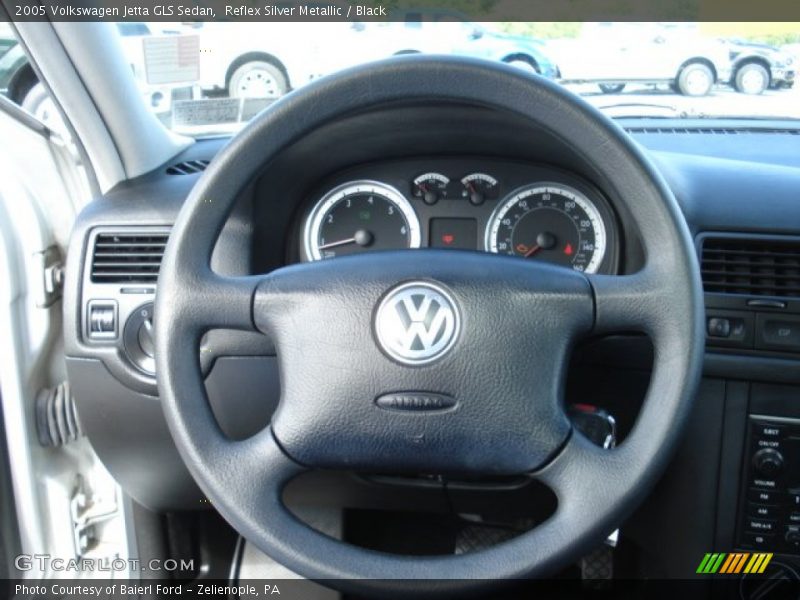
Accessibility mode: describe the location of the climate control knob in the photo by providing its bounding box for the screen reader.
[752,448,784,476]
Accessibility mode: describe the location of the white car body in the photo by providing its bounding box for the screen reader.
[324,19,559,79]
[784,43,800,61]
[548,23,731,86]
[193,17,474,96]
[310,22,452,76]
[195,22,332,92]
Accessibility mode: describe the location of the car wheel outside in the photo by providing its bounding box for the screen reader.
[677,62,714,96]
[734,62,769,95]
[229,60,288,99]
[599,83,626,94]
[505,58,540,74]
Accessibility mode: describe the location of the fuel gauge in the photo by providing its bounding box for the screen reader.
[461,173,498,206]
[412,173,450,205]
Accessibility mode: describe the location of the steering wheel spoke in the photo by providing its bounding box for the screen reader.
[217,426,306,499]
[534,429,616,498]
[525,435,635,556]
[588,269,670,335]
[169,271,261,333]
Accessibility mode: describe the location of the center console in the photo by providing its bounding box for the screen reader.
[737,416,800,555]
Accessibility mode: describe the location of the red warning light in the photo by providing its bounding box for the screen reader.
[442,234,455,245]
[564,243,574,256]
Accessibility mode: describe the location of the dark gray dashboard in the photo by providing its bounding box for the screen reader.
[63,116,800,515]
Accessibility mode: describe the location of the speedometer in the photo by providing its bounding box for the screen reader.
[304,181,421,261]
[484,183,607,273]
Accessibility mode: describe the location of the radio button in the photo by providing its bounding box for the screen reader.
[748,489,783,505]
[785,527,800,551]
[743,532,775,550]
[748,503,779,519]
[752,478,779,489]
[754,423,783,439]
[756,438,782,450]
[746,519,777,533]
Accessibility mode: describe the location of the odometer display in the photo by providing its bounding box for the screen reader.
[485,184,607,273]
[304,181,421,261]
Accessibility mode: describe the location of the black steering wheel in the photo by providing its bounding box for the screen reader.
[155,56,704,595]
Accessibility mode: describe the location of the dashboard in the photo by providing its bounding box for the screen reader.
[61,114,800,581]
[293,158,619,274]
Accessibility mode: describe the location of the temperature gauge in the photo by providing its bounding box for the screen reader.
[412,173,450,205]
[460,173,498,206]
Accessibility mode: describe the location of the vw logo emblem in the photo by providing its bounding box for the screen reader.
[374,282,460,366]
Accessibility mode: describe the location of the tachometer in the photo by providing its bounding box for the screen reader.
[485,183,607,273]
[304,181,421,261]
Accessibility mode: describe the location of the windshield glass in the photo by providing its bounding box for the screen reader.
[107,20,800,136]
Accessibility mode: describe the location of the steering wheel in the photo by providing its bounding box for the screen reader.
[155,56,703,595]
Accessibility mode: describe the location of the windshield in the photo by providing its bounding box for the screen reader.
[107,20,799,136]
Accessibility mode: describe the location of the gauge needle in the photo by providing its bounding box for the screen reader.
[318,237,357,251]
[526,233,557,257]
[318,229,373,251]
[524,244,541,258]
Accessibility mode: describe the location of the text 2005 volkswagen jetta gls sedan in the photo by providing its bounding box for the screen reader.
[2,11,800,600]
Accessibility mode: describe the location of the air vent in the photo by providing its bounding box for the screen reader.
[701,236,800,298]
[90,232,169,284]
[166,159,209,175]
[627,127,800,136]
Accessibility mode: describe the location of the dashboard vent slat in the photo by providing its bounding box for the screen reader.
[701,236,800,298]
[166,159,210,175]
[91,232,169,284]
[627,127,800,136]
[95,241,167,247]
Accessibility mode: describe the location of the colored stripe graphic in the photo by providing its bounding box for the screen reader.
[738,553,751,573]
[720,553,748,573]
[744,553,773,574]
[731,553,749,574]
[744,554,760,573]
[697,553,773,575]
[697,553,727,573]
[711,553,726,573]
[719,554,737,574]
[696,554,713,573]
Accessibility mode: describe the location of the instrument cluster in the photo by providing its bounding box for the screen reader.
[297,158,619,274]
